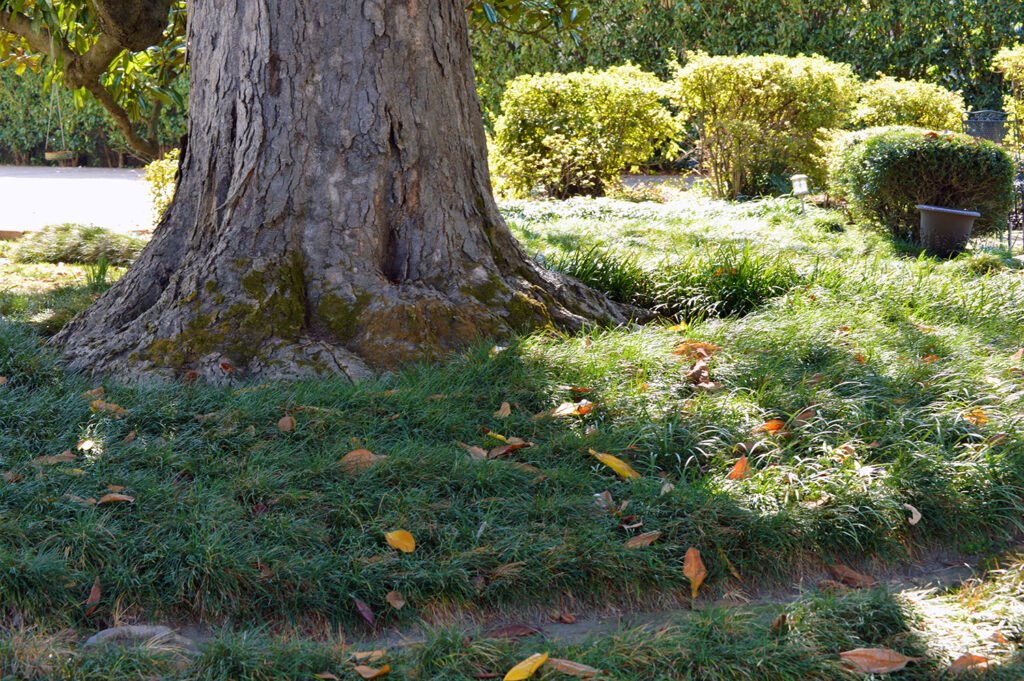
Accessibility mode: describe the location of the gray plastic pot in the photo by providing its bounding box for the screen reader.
[916,204,980,257]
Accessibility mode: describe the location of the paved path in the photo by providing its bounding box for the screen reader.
[0,165,154,237]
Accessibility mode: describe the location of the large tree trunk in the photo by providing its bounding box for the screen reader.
[53,0,626,381]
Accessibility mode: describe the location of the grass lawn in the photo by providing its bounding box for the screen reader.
[3,197,1024,679]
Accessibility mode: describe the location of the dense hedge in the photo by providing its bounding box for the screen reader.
[472,0,1024,121]
[491,65,677,198]
[671,52,857,199]
[0,69,186,166]
[850,76,965,131]
[830,126,1015,240]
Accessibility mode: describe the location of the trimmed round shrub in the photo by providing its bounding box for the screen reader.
[850,76,965,131]
[491,64,678,199]
[830,126,1014,240]
[670,52,859,199]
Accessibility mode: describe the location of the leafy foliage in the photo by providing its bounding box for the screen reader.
[491,65,678,198]
[850,76,965,131]
[144,148,179,221]
[671,52,858,199]
[11,223,146,266]
[830,126,1015,240]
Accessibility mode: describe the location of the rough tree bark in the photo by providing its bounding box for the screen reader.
[53,0,627,381]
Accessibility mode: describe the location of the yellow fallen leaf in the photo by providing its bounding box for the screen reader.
[839,648,916,674]
[354,664,390,679]
[546,658,600,678]
[503,652,548,681]
[965,409,988,425]
[949,654,990,674]
[494,402,512,418]
[98,493,135,505]
[666,322,688,332]
[684,547,707,598]
[338,449,387,474]
[624,530,662,548]
[385,530,415,553]
[277,415,296,432]
[589,449,640,480]
[728,456,750,480]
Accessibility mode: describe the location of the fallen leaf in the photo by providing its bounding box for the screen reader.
[85,576,101,615]
[666,322,688,332]
[338,449,387,474]
[32,449,75,466]
[624,530,662,548]
[836,326,851,335]
[97,493,135,505]
[660,481,675,496]
[488,442,531,459]
[314,673,340,680]
[792,408,816,427]
[965,409,989,425]
[508,462,541,475]
[0,376,6,385]
[459,442,489,460]
[486,624,542,639]
[354,597,376,627]
[354,664,390,679]
[828,564,876,589]
[122,430,137,444]
[182,370,199,385]
[990,631,1008,644]
[686,358,711,385]
[593,490,616,513]
[77,439,95,451]
[90,400,126,416]
[82,386,104,399]
[921,354,941,363]
[903,503,922,525]
[569,387,592,394]
[728,456,750,480]
[64,494,97,506]
[351,651,387,663]
[546,658,600,678]
[818,579,850,595]
[673,340,722,360]
[839,648,916,674]
[277,415,296,432]
[2,471,23,483]
[770,613,787,635]
[106,484,126,493]
[503,652,548,681]
[589,449,640,480]
[949,654,990,674]
[1012,348,1024,361]
[494,402,512,418]
[552,612,576,624]
[385,591,406,610]
[753,419,787,436]
[385,530,416,553]
[854,353,866,363]
[802,495,832,509]
[684,548,707,598]
[220,361,234,372]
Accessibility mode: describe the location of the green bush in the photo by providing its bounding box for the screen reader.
[670,52,858,199]
[993,45,1024,143]
[830,126,1014,240]
[850,75,965,130]
[491,65,678,199]
[12,223,146,266]
[145,148,180,221]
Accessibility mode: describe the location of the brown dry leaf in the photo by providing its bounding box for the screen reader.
[903,504,922,525]
[990,631,1008,644]
[0,376,7,385]
[508,462,541,475]
[90,400,127,416]
[64,494,97,506]
[122,430,137,444]
[2,471,23,483]
[770,613,787,635]
[98,493,135,505]
[593,491,616,512]
[428,393,445,401]
[351,650,387,664]
[85,576,101,615]
[106,484,126,493]
[948,654,990,674]
[82,386,104,399]
[728,456,750,480]
[354,664,390,679]
[792,408,816,427]
[660,481,675,496]
[314,673,340,680]
[569,386,592,394]
[753,419,787,437]
[828,564,876,589]
[839,648,916,674]
[277,415,296,432]
[488,442,531,460]
[494,402,512,419]
[686,358,710,384]
[339,449,387,475]
[182,370,200,385]
[546,658,600,678]
[385,530,416,553]
[1012,348,1024,361]
[552,611,576,624]
[818,579,850,595]
[385,590,406,610]
[624,530,662,548]
[684,548,707,598]
[458,442,489,461]
[32,450,76,466]
[673,340,722,360]
[354,597,376,627]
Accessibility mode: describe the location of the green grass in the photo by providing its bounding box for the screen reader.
[4,195,1024,678]
[10,223,146,267]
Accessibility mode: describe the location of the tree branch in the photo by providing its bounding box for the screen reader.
[84,80,159,158]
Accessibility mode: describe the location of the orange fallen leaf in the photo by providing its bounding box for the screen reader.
[754,419,787,436]
[552,611,576,624]
[82,386,103,399]
[546,658,600,678]
[123,430,137,444]
[338,449,387,474]
[728,456,750,480]
[854,353,866,363]
[494,402,512,418]
[965,409,989,425]
[90,400,126,416]
[0,376,7,385]
[949,653,990,674]
[828,564,876,588]
[354,664,390,679]
[85,576,101,615]
[624,530,662,548]
[98,493,135,505]
[673,340,722,360]
[503,652,548,680]
[684,548,707,598]
[589,449,640,480]
[385,591,406,610]
[921,354,941,363]
[385,530,415,553]
[277,415,296,432]
[839,648,916,674]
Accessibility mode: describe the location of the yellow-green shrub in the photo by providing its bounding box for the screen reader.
[144,148,179,222]
[670,52,858,199]
[850,75,965,130]
[491,65,678,199]
[993,45,1024,142]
